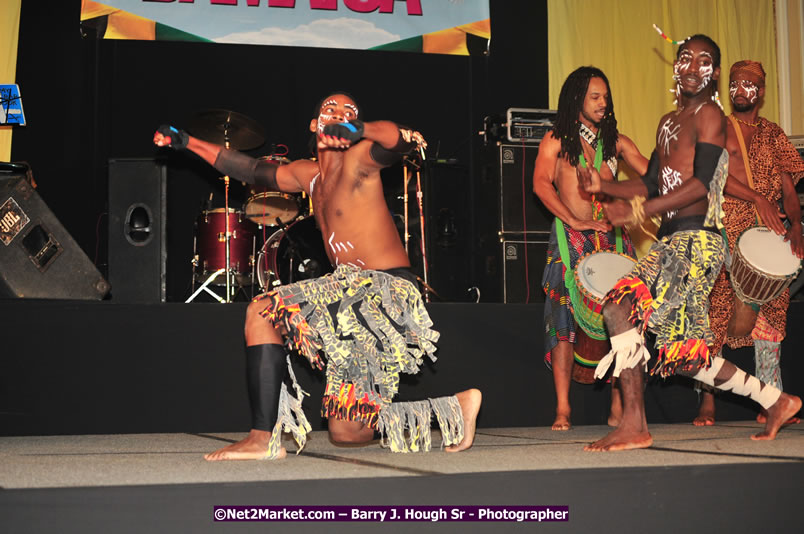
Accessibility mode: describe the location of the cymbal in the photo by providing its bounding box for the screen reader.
[187,109,266,151]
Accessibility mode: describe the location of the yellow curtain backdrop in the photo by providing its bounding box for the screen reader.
[547,0,778,254]
[1,0,22,162]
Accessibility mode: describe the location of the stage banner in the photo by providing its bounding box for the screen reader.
[79,0,490,56]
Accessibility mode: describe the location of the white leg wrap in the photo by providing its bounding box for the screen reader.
[594,329,651,380]
[690,354,725,386]
[693,357,782,410]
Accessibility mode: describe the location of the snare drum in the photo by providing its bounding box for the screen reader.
[256,216,332,290]
[730,227,802,306]
[573,250,637,340]
[195,208,258,285]
[244,156,299,226]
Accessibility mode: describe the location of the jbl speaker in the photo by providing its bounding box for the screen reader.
[108,158,167,303]
[0,176,110,299]
[498,143,552,233]
[501,235,548,303]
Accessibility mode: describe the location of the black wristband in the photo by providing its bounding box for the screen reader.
[322,119,364,142]
[156,124,189,150]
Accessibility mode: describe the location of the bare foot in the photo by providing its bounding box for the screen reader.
[584,426,652,452]
[204,429,287,461]
[756,409,800,425]
[552,414,571,431]
[751,394,803,440]
[693,392,716,426]
[445,389,482,452]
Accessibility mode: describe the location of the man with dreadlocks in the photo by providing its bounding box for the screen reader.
[533,66,648,431]
[578,35,801,450]
[693,60,804,427]
[154,93,481,460]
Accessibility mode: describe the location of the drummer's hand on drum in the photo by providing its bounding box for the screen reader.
[784,221,804,259]
[576,162,601,194]
[601,199,633,229]
[754,196,787,236]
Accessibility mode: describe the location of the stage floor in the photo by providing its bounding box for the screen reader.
[2,422,802,489]
[2,423,802,533]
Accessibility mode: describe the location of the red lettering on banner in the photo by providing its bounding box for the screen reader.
[310,0,336,9]
[142,0,423,14]
[342,0,422,15]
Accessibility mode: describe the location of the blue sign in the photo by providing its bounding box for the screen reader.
[0,85,25,126]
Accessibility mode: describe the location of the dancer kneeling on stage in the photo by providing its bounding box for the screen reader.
[577,34,801,451]
[153,93,481,460]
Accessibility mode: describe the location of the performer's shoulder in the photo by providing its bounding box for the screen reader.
[538,130,562,153]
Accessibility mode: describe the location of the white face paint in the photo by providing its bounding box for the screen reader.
[729,80,759,103]
[658,117,682,155]
[660,166,683,219]
[674,48,715,95]
[316,98,359,135]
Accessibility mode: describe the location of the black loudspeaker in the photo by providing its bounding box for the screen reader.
[108,158,167,303]
[501,235,548,303]
[498,143,552,233]
[0,176,110,299]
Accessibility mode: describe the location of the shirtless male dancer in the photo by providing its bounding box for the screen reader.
[694,60,804,426]
[533,66,648,431]
[577,35,801,451]
[154,93,481,460]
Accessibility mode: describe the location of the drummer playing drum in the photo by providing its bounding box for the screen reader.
[154,93,481,460]
[693,59,804,427]
[533,66,648,431]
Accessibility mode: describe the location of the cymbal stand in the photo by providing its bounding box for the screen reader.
[186,132,236,303]
[403,156,430,302]
[402,164,410,254]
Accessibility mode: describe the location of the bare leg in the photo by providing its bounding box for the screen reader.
[586,299,653,451]
[693,390,716,426]
[205,302,287,461]
[446,388,482,452]
[689,357,802,440]
[585,366,653,451]
[608,377,623,427]
[550,341,573,430]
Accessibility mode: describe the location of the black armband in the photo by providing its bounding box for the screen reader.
[641,149,660,198]
[369,128,418,166]
[212,149,278,189]
[693,142,726,190]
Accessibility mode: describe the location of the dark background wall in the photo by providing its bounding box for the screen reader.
[9,0,549,303]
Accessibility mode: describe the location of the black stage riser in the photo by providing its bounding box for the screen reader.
[2,301,801,437]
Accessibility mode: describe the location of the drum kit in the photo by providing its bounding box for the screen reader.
[184,110,331,303]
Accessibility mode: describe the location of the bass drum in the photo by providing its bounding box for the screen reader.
[256,216,333,290]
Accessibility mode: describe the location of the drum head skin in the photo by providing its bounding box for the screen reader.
[738,227,802,277]
[576,251,636,300]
